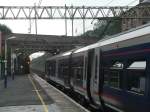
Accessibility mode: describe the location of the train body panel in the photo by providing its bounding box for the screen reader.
[45,23,150,112]
[100,42,150,112]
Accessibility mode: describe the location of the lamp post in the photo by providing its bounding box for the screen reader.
[4,37,7,88]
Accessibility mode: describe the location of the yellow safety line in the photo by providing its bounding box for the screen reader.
[28,75,49,112]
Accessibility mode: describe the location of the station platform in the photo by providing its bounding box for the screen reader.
[0,73,90,112]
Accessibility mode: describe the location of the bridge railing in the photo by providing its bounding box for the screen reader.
[0,6,149,20]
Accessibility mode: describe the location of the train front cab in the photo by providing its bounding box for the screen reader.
[100,44,150,112]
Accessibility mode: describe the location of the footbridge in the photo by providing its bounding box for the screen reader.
[6,33,98,55]
[0,6,149,20]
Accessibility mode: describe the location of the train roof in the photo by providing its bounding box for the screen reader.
[99,22,150,46]
[75,22,150,53]
[46,47,81,61]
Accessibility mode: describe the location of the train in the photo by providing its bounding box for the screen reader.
[12,54,30,75]
[40,23,150,112]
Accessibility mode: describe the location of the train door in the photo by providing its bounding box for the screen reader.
[83,53,88,98]
[90,48,100,105]
[87,48,98,105]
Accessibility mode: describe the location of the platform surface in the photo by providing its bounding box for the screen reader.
[0,74,60,112]
[32,73,90,112]
[0,73,89,112]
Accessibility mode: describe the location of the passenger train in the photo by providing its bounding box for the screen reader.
[45,23,150,112]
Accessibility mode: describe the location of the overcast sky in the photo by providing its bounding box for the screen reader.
[0,0,139,36]
[0,0,139,6]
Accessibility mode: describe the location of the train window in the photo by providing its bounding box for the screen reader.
[72,56,84,87]
[76,67,83,80]
[48,66,52,75]
[109,62,123,89]
[126,61,146,95]
[58,59,69,80]
[48,61,56,76]
[127,61,146,69]
[62,66,68,77]
[109,71,120,88]
[104,62,123,89]
[58,64,62,79]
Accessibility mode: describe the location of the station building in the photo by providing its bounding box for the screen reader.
[121,0,150,31]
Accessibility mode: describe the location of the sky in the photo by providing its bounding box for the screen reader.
[0,0,139,6]
[0,0,139,36]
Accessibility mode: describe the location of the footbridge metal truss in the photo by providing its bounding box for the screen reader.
[0,6,150,20]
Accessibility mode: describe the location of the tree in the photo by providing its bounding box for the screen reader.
[0,24,12,62]
[0,24,12,78]
[81,18,122,40]
[0,24,12,34]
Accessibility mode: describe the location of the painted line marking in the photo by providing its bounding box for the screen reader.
[28,74,49,112]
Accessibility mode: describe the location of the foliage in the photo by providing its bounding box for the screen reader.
[0,24,12,34]
[81,18,122,40]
